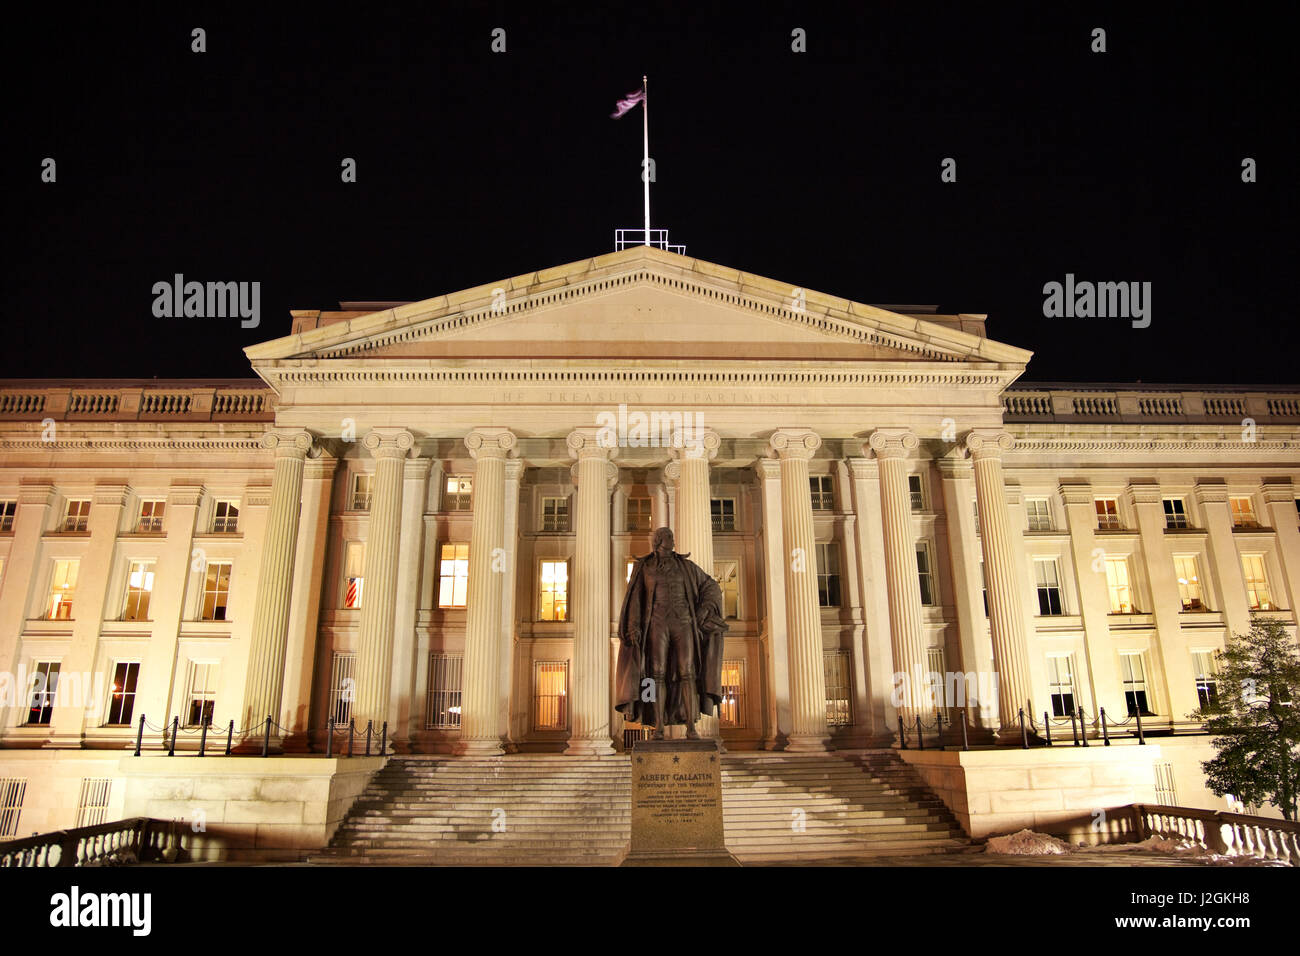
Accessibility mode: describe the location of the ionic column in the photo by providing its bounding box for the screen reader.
[455,428,516,755]
[565,427,618,756]
[497,458,524,746]
[666,427,722,739]
[867,429,928,732]
[353,428,413,744]
[241,430,314,740]
[965,430,1035,738]
[769,428,830,751]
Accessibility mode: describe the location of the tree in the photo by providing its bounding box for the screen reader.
[1190,619,1300,820]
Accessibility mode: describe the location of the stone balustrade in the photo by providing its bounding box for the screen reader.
[0,816,184,866]
[0,382,275,422]
[1129,803,1300,864]
[1003,385,1300,425]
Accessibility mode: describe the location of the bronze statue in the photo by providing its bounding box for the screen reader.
[616,527,728,739]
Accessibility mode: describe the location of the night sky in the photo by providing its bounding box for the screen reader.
[4,3,1293,385]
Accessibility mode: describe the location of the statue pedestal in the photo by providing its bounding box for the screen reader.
[620,738,740,866]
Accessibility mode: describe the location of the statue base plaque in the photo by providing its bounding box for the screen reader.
[619,738,740,866]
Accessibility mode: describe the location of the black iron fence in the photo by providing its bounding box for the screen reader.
[131,714,389,758]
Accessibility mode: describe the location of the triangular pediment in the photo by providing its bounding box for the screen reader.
[246,246,1031,368]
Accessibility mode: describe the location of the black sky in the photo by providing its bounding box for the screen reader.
[4,2,1294,384]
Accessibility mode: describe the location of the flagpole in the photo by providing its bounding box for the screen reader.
[642,74,650,246]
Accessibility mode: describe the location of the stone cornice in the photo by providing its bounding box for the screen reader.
[770,428,822,461]
[1193,479,1229,505]
[1260,477,1296,503]
[846,457,879,481]
[244,484,274,508]
[167,480,206,506]
[1126,479,1164,506]
[1008,435,1298,454]
[754,458,782,481]
[17,480,56,505]
[1058,480,1094,506]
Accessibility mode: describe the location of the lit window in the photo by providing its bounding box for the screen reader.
[1026,497,1052,531]
[809,476,834,511]
[445,476,473,511]
[1192,651,1220,710]
[137,499,166,533]
[1047,655,1076,718]
[212,500,239,533]
[1120,653,1154,716]
[186,662,218,727]
[1104,557,1136,614]
[1034,558,1064,615]
[714,561,739,619]
[539,560,569,621]
[1173,555,1205,611]
[351,474,373,511]
[105,661,140,725]
[0,500,15,533]
[122,559,155,621]
[26,661,59,725]
[541,496,570,532]
[426,653,463,729]
[1162,498,1188,529]
[533,661,568,730]
[908,475,924,512]
[711,498,736,532]
[1230,496,1259,529]
[1241,554,1274,610]
[63,499,90,532]
[916,542,936,606]
[719,660,746,728]
[46,559,79,620]
[437,543,470,608]
[823,650,852,727]
[342,541,365,609]
[626,497,652,532]
[815,542,840,607]
[200,561,232,621]
[1094,497,1121,531]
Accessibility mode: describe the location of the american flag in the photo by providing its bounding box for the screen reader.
[610,87,645,119]
[346,576,361,608]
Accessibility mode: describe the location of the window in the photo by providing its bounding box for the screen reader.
[539,560,569,621]
[711,498,736,532]
[1120,653,1154,716]
[185,662,218,727]
[714,561,739,619]
[908,474,925,512]
[1173,555,1205,611]
[1034,558,1064,616]
[26,661,59,725]
[426,653,463,729]
[122,560,155,621]
[329,653,355,726]
[63,499,90,532]
[979,562,988,617]
[809,475,834,511]
[916,542,936,606]
[211,499,239,533]
[1104,557,1136,613]
[445,476,473,511]
[199,561,232,621]
[351,473,373,511]
[1026,497,1052,531]
[1230,496,1259,529]
[1094,497,1121,531]
[1046,655,1076,718]
[1162,498,1188,529]
[76,778,111,828]
[105,661,140,725]
[0,778,25,838]
[1241,554,1274,610]
[437,543,470,608]
[626,497,652,532]
[0,499,15,532]
[541,496,570,532]
[46,558,79,619]
[137,499,165,533]
[972,497,980,532]
[815,542,841,607]
[824,649,852,726]
[926,647,946,710]
[719,660,746,728]
[1154,762,1178,806]
[1192,651,1220,710]
[342,541,365,609]
[533,661,568,730]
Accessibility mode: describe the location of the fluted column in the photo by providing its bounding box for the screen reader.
[353,428,413,743]
[498,458,524,747]
[770,428,830,751]
[965,430,1036,738]
[867,429,928,731]
[565,427,618,756]
[242,430,314,739]
[456,428,516,755]
[666,427,722,739]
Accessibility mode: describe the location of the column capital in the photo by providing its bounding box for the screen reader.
[570,459,619,489]
[403,457,433,480]
[465,427,516,460]
[363,428,415,460]
[1193,478,1229,506]
[1058,479,1094,506]
[260,429,315,459]
[962,429,1014,460]
[846,456,878,481]
[1126,478,1164,507]
[669,426,721,462]
[92,482,133,507]
[567,427,614,460]
[866,428,919,460]
[770,428,822,461]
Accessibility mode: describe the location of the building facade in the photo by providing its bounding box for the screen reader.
[2,246,1297,834]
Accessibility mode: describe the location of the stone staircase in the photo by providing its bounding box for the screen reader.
[312,750,967,865]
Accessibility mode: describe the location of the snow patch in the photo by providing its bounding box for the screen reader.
[984,829,1075,855]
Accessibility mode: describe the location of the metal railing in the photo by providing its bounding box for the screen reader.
[131,714,388,757]
[0,817,184,867]
[614,228,685,254]
[1129,803,1299,864]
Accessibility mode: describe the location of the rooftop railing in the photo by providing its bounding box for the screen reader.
[1003,385,1300,425]
[0,382,274,422]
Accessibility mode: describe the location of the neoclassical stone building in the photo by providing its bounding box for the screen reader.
[2,245,1298,835]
